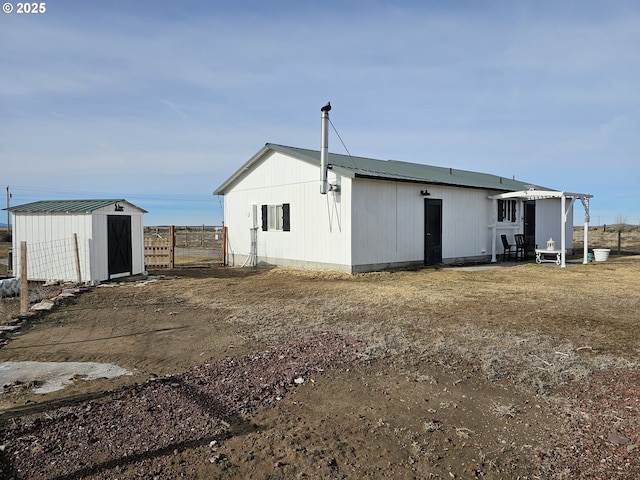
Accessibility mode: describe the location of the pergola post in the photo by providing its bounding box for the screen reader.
[490,198,497,262]
[561,195,577,268]
[580,197,590,264]
[561,195,566,268]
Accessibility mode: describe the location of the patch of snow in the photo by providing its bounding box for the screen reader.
[0,361,132,394]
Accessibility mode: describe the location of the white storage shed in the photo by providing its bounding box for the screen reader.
[7,199,147,283]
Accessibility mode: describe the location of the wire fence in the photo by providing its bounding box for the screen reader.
[24,237,82,283]
[0,238,83,313]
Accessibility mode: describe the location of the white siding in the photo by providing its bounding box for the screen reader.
[223,151,352,270]
[12,212,93,282]
[439,186,494,261]
[564,204,575,251]
[535,199,572,250]
[351,180,422,266]
[131,214,145,275]
[351,180,495,267]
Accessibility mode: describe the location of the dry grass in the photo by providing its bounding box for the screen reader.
[0,242,10,277]
[176,255,640,398]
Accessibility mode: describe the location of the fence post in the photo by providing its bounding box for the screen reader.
[169,225,175,268]
[618,230,622,255]
[20,241,28,315]
[73,233,82,283]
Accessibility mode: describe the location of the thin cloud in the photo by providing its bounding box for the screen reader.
[1,1,638,225]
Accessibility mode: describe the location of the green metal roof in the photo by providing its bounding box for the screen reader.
[6,199,147,213]
[215,143,549,194]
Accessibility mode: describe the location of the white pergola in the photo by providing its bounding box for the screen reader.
[489,189,593,268]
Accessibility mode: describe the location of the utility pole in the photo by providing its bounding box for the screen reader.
[5,186,10,231]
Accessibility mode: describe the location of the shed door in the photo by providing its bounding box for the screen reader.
[108,215,132,278]
[424,199,442,265]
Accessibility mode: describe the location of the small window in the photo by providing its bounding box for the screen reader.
[268,205,283,230]
[261,203,290,231]
[498,199,517,223]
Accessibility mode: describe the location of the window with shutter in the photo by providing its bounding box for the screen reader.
[261,203,290,231]
[497,200,517,223]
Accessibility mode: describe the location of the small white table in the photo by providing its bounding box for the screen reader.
[535,249,562,266]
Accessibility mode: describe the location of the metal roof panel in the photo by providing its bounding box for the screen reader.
[213,144,553,194]
[266,144,551,192]
[6,199,148,213]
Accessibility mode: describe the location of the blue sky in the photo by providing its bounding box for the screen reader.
[1,0,638,226]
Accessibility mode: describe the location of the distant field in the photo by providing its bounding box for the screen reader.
[574,224,640,254]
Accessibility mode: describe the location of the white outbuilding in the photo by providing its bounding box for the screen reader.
[7,199,147,283]
[215,143,592,273]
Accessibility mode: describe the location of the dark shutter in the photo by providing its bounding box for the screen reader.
[510,201,517,222]
[261,205,268,231]
[497,200,505,222]
[282,203,290,231]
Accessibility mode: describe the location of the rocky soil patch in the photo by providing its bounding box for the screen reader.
[0,333,363,479]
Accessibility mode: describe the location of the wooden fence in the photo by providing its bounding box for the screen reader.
[144,230,174,268]
[143,225,226,268]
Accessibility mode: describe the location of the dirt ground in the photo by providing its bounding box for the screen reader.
[0,249,639,478]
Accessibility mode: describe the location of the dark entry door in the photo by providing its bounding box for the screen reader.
[424,199,442,265]
[108,215,132,278]
[524,201,536,253]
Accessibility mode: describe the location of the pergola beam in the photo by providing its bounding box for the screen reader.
[488,189,593,267]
